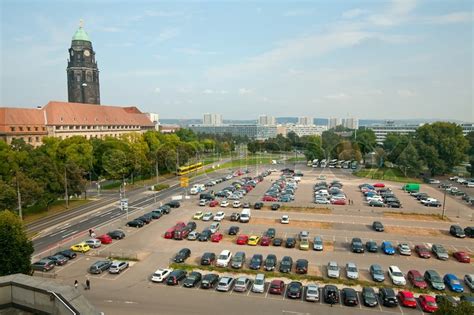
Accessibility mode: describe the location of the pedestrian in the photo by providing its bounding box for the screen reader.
[74,280,78,289]
[85,278,90,290]
[88,229,93,237]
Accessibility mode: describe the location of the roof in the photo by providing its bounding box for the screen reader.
[0,107,45,132]
[43,101,154,127]
[72,26,90,42]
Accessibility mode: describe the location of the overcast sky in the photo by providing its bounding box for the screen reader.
[1,0,472,121]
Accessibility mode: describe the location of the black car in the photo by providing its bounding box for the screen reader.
[166,270,187,285]
[183,271,202,288]
[285,237,296,248]
[465,226,474,238]
[148,211,162,219]
[379,288,398,307]
[342,288,359,306]
[279,256,293,273]
[264,254,277,271]
[271,203,281,211]
[286,282,303,299]
[166,201,181,208]
[228,226,240,235]
[254,202,263,209]
[230,213,240,221]
[186,221,197,231]
[126,219,144,228]
[272,238,283,246]
[386,201,401,208]
[138,214,152,224]
[295,259,308,274]
[265,228,276,239]
[198,229,212,241]
[365,240,378,252]
[200,252,216,265]
[47,254,68,266]
[200,273,219,289]
[351,237,364,253]
[89,260,112,274]
[54,249,77,259]
[372,221,384,232]
[174,248,191,263]
[160,205,171,214]
[450,225,466,238]
[249,254,263,270]
[435,295,457,306]
[323,285,340,304]
[362,287,378,307]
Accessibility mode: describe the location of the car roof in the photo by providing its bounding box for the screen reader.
[389,265,401,271]
[220,250,230,255]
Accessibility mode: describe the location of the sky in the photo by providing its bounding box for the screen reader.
[1,0,473,121]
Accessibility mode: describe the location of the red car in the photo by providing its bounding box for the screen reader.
[209,200,219,207]
[397,291,417,308]
[175,221,186,229]
[407,270,428,289]
[419,295,438,313]
[236,235,249,245]
[211,233,223,242]
[415,245,431,258]
[373,183,385,188]
[97,234,112,244]
[262,196,277,202]
[331,199,346,205]
[260,236,271,246]
[453,251,470,263]
[269,280,285,295]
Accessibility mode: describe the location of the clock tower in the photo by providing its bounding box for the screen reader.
[67,20,100,105]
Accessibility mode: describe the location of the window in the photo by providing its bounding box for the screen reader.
[35,127,38,131]
[35,137,40,142]
[19,127,23,131]
[42,127,46,131]
[27,127,31,131]
[10,127,15,132]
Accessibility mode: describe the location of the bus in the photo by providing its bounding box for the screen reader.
[320,159,327,168]
[176,162,203,176]
[312,159,319,168]
[328,159,338,168]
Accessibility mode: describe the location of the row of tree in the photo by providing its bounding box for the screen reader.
[0,130,234,215]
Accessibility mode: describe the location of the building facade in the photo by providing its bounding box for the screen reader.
[286,124,327,137]
[461,123,474,136]
[258,115,276,126]
[0,101,155,146]
[202,113,223,126]
[328,117,340,129]
[342,117,359,130]
[189,124,277,140]
[367,121,420,144]
[297,116,313,125]
[67,22,100,105]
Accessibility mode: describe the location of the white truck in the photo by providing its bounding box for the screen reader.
[190,184,205,195]
[239,208,251,223]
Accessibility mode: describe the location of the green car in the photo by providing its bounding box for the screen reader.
[369,200,385,207]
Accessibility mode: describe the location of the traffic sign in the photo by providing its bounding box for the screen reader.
[120,198,128,211]
[180,177,189,187]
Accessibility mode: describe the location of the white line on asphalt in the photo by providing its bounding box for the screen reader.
[61,230,79,238]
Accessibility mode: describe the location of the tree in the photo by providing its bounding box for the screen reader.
[434,299,474,315]
[322,130,342,158]
[466,131,474,176]
[303,135,324,161]
[397,142,422,176]
[0,210,34,276]
[102,149,130,180]
[353,128,376,156]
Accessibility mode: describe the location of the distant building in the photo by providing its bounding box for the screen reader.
[159,124,180,134]
[0,101,154,146]
[342,117,359,130]
[286,124,327,137]
[258,115,276,126]
[461,123,474,136]
[146,112,160,131]
[202,113,223,126]
[297,116,313,126]
[189,124,277,140]
[367,121,420,144]
[328,117,340,129]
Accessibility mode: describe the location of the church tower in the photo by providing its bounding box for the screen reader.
[67,20,100,104]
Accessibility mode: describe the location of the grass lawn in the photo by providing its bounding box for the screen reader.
[204,156,275,173]
[354,168,422,183]
[23,199,92,224]
[286,156,307,162]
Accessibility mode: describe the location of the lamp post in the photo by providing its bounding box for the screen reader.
[441,187,447,219]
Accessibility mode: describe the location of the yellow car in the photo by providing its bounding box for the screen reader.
[193,211,204,220]
[299,238,310,251]
[247,235,260,246]
[71,242,91,253]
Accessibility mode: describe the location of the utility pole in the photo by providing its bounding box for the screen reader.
[64,167,69,208]
[16,175,22,220]
[441,188,447,219]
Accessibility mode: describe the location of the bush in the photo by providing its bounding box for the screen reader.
[150,184,170,191]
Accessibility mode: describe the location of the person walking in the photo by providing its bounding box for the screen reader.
[88,229,93,237]
[85,278,90,290]
[74,280,78,289]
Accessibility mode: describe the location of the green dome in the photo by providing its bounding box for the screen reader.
[72,26,90,42]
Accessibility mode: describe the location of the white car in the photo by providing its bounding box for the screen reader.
[199,199,208,206]
[220,200,229,207]
[467,181,474,188]
[327,261,340,278]
[366,195,382,202]
[251,273,265,293]
[464,274,474,290]
[280,215,290,224]
[209,222,220,233]
[232,201,241,208]
[85,239,101,248]
[213,211,225,222]
[388,266,406,285]
[315,198,330,204]
[346,262,359,279]
[151,268,173,282]
[187,231,199,241]
[202,212,213,221]
[421,198,438,205]
[216,250,232,267]
[305,283,320,302]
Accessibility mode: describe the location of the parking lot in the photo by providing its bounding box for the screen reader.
[33,165,474,314]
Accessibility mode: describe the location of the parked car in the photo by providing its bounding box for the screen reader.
[166,270,187,285]
[200,252,216,266]
[398,243,411,256]
[236,235,249,245]
[362,287,378,307]
[398,291,417,308]
[454,251,470,263]
[32,259,55,272]
[231,251,245,269]
[54,249,77,260]
[312,236,323,251]
[233,277,251,292]
[230,212,240,221]
[327,261,340,278]
[388,266,406,285]
[379,287,398,307]
[126,219,144,228]
[280,215,290,224]
[425,270,446,290]
[89,260,112,274]
[272,238,283,246]
[97,234,113,244]
[85,238,101,248]
[370,264,385,282]
[247,235,260,246]
[323,285,340,304]
[173,248,191,263]
[366,240,378,252]
[109,261,129,274]
[182,271,202,288]
[213,211,225,221]
[295,259,308,274]
[279,256,293,273]
[432,244,449,260]
[372,221,384,232]
[216,250,232,267]
[304,283,319,302]
[216,276,235,292]
[198,229,212,241]
[342,288,359,306]
[444,274,464,293]
[46,254,68,266]
[407,269,428,289]
[269,279,285,295]
[228,226,240,235]
[200,273,219,289]
[419,295,439,313]
[286,281,303,299]
[70,242,90,253]
[464,274,474,290]
[345,262,359,279]
[151,268,172,282]
[351,237,364,253]
[381,241,395,255]
[415,244,431,258]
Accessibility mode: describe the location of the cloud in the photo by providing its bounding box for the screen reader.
[239,88,253,95]
[284,9,314,17]
[176,48,218,55]
[342,9,368,19]
[114,69,171,78]
[156,28,180,42]
[325,93,349,100]
[397,89,415,97]
[154,87,161,94]
[423,12,473,24]
[366,0,418,26]
[203,89,214,94]
[99,26,121,33]
[13,35,33,43]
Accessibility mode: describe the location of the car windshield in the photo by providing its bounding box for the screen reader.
[432,275,441,282]
[393,271,403,277]
[364,291,375,298]
[307,289,318,294]
[451,279,460,285]
[329,265,338,270]
[236,279,246,285]
[374,268,382,274]
[427,301,436,306]
[218,255,227,260]
[348,267,357,272]
[255,279,264,285]
[281,260,290,266]
[266,258,275,264]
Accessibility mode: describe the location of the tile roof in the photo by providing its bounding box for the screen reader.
[0,107,45,132]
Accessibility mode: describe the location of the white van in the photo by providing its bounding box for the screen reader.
[239,208,251,223]
[251,273,265,293]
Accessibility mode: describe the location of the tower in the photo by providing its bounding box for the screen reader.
[67,20,100,104]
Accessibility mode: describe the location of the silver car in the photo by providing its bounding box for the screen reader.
[313,236,323,251]
[327,261,340,278]
[216,277,234,292]
[305,284,320,302]
[187,231,199,241]
[346,262,359,279]
[109,261,129,274]
[398,243,412,256]
[233,277,251,292]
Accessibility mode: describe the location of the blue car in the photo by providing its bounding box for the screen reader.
[444,274,464,293]
[381,241,395,255]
